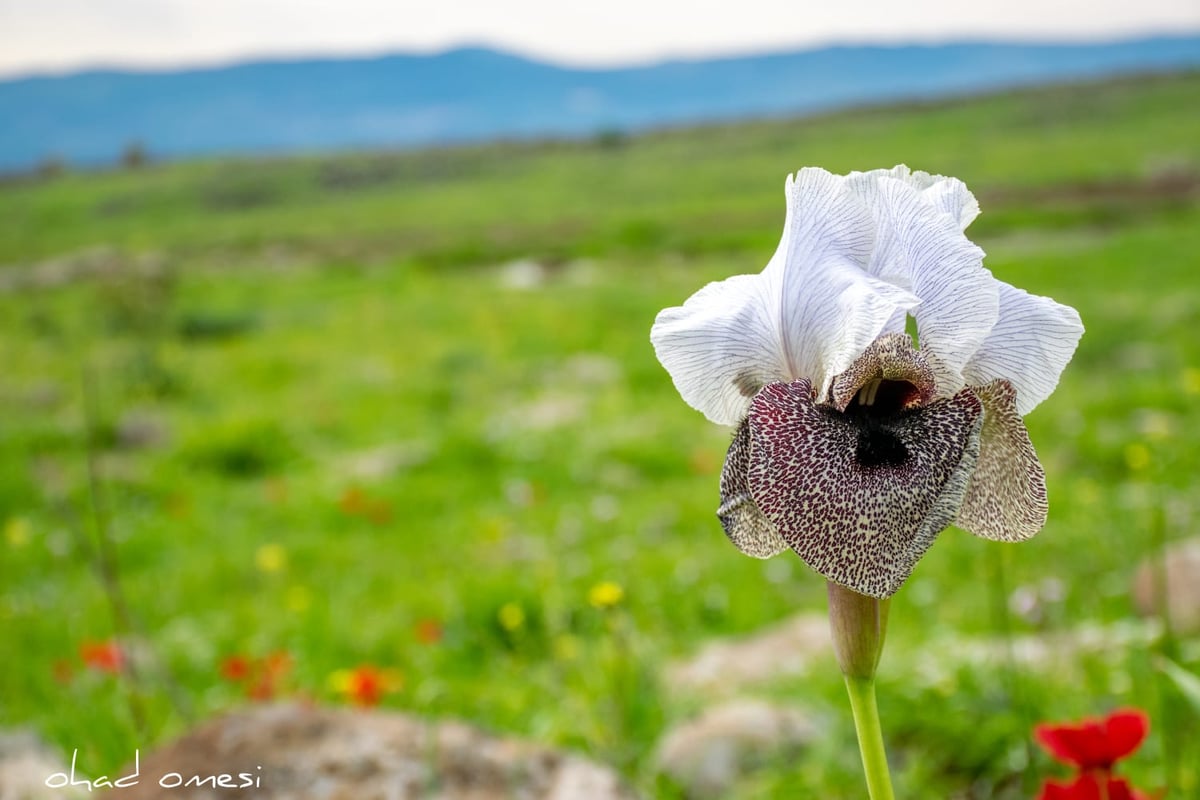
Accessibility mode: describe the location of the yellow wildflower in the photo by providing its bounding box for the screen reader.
[255,543,287,574]
[497,602,525,631]
[588,580,625,610]
[5,517,31,548]
[1124,443,1151,472]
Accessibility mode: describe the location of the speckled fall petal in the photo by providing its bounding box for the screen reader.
[955,379,1048,541]
[746,378,983,598]
[718,417,788,558]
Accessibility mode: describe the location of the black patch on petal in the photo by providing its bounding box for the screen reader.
[840,382,920,469]
[855,424,909,468]
[746,379,984,599]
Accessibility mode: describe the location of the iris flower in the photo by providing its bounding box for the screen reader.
[651,166,1083,599]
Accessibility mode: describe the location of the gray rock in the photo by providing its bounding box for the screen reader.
[665,612,830,694]
[653,700,817,799]
[0,729,89,800]
[102,703,637,800]
[1133,537,1200,634]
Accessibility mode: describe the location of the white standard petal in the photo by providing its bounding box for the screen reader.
[963,280,1084,415]
[651,273,787,425]
[852,165,981,230]
[844,172,999,395]
[651,167,922,423]
[767,168,922,398]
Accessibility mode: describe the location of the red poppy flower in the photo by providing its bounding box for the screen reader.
[330,665,402,707]
[1038,774,1149,800]
[220,655,252,682]
[79,639,124,674]
[348,666,385,707]
[220,651,293,700]
[1035,709,1148,771]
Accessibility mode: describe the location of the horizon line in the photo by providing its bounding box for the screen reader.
[3,28,1199,83]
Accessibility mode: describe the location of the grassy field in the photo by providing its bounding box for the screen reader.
[2,70,1199,798]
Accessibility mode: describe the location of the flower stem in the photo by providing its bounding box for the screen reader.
[844,675,895,800]
[827,580,894,800]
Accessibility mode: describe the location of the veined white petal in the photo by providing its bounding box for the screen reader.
[651,168,920,423]
[963,280,1084,415]
[768,169,922,397]
[844,173,999,394]
[853,166,981,230]
[651,273,786,426]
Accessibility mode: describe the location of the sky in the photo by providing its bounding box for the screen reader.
[1,0,1199,79]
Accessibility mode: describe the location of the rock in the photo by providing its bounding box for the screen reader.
[102,703,637,800]
[653,700,817,799]
[665,612,830,694]
[0,729,89,800]
[337,442,431,480]
[497,259,547,290]
[1132,537,1200,634]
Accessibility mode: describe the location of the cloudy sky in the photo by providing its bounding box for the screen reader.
[1,0,1198,79]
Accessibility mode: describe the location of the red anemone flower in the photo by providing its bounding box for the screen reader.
[1035,709,1148,772]
[220,650,293,700]
[331,665,402,708]
[220,654,252,682]
[79,639,124,674]
[1034,709,1153,800]
[1039,774,1149,800]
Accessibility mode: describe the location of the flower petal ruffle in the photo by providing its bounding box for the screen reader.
[651,169,920,425]
[651,274,789,426]
[845,169,999,396]
[745,378,983,598]
[955,379,1048,542]
[963,280,1085,415]
[827,332,936,412]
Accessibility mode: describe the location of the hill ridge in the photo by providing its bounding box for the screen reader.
[3,35,1199,170]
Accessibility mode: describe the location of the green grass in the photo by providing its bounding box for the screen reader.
[2,71,1199,798]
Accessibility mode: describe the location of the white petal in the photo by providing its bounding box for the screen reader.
[768,169,922,397]
[917,175,981,230]
[853,165,981,230]
[963,280,1084,415]
[652,169,921,423]
[651,273,787,426]
[844,173,999,394]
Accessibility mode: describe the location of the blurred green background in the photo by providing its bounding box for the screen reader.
[1,70,1198,798]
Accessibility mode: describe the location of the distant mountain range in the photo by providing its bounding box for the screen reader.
[3,36,1199,171]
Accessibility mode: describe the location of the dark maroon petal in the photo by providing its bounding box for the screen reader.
[955,379,1048,541]
[746,378,983,598]
[718,417,788,558]
[828,332,936,412]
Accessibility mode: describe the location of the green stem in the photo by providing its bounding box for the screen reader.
[844,675,895,800]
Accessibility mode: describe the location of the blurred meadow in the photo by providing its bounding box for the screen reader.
[2,70,1200,798]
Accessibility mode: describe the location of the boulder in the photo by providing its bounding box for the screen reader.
[102,704,636,800]
[653,700,816,799]
[665,612,830,694]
